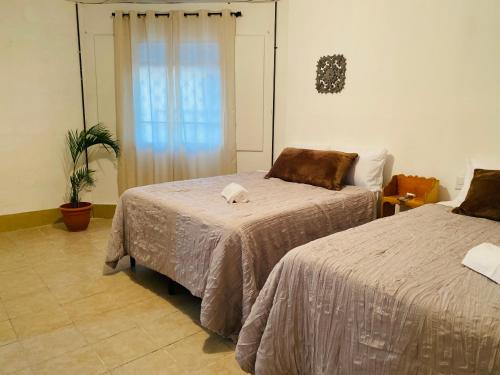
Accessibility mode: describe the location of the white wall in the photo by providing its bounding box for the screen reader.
[3,0,498,215]
[0,0,83,215]
[79,2,275,205]
[275,0,500,200]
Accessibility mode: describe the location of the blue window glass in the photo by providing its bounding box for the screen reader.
[134,41,222,153]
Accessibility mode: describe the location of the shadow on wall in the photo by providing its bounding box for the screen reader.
[439,185,451,202]
[383,154,395,188]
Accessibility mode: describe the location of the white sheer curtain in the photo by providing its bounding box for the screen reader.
[113,10,236,193]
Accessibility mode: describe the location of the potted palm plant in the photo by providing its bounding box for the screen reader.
[60,124,120,231]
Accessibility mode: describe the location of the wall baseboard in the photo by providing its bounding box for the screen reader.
[92,204,116,219]
[0,204,116,232]
[0,209,62,233]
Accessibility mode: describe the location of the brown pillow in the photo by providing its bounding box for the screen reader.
[265,147,358,190]
[452,169,500,222]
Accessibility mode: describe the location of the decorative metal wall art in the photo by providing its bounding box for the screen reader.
[316,55,346,94]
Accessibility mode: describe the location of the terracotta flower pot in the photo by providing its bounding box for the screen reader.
[59,202,92,232]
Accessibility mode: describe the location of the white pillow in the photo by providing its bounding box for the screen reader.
[445,158,500,207]
[452,159,474,206]
[342,148,388,192]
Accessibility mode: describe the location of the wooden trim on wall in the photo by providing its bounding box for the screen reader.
[0,209,62,233]
[91,204,116,219]
[0,205,116,232]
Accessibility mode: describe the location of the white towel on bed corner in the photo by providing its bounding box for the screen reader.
[462,243,500,284]
[221,183,249,204]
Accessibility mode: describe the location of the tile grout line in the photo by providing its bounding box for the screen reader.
[23,324,93,373]
[23,322,85,371]
[107,346,166,372]
[106,326,196,373]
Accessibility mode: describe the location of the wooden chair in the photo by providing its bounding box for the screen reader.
[381,175,439,217]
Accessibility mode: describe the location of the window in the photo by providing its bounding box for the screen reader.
[135,41,222,153]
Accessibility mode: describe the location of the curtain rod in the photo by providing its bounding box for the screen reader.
[111,11,242,18]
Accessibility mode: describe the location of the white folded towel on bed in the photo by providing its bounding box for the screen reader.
[221,183,249,204]
[462,243,500,284]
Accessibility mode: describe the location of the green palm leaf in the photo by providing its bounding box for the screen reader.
[66,123,119,207]
[82,124,120,157]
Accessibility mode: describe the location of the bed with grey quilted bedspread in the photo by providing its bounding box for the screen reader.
[105,172,376,339]
[236,204,500,374]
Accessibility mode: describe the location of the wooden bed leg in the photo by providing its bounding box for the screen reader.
[130,256,136,270]
[167,278,176,295]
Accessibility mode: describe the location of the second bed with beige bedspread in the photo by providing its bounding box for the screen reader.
[237,204,500,374]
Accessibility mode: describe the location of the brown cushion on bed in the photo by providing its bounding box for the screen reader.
[265,147,358,190]
[452,169,500,222]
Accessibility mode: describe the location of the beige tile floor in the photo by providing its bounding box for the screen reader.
[0,219,246,375]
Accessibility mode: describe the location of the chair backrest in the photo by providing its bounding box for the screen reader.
[397,175,439,202]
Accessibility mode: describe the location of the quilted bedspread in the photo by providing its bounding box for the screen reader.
[236,204,500,374]
[105,172,376,339]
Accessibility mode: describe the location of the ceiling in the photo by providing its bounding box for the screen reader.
[68,0,275,3]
